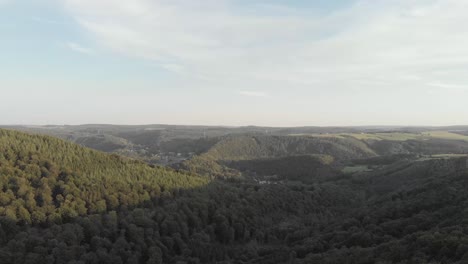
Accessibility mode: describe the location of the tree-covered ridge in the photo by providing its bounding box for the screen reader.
[12,124,468,175]
[0,129,208,225]
[179,135,377,178]
[226,155,340,183]
[203,135,377,161]
[4,128,468,263]
[0,129,364,263]
[298,159,468,263]
[3,152,468,263]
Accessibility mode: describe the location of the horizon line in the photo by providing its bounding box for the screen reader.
[3,123,468,129]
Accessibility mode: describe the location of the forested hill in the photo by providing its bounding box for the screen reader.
[200,135,377,161]
[0,129,208,224]
[179,135,377,178]
[3,129,468,263]
[0,129,362,263]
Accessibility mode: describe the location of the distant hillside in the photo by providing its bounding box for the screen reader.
[201,135,377,161]
[7,125,468,170]
[369,138,468,156]
[178,135,377,179]
[294,156,468,263]
[226,155,341,183]
[351,156,468,195]
[73,134,130,152]
[178,131,468,182]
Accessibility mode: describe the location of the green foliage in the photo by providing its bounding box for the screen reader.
[74,134,130,152]
[202,135,377,161]
[342,165,373,174]
[3,128,468,263]
[0,178,361,264]
[228,155,341,183]
[0,129,208,225]
[179,155,241,179]
[180,135,377,178]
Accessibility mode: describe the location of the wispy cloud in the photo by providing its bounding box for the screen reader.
[161,64,185,74]
[52,0,468,125]
[62,0,468,90]
[66,42,93,54]
[32,16,60,24]
[427,82,467,91]
[239,91,268,97]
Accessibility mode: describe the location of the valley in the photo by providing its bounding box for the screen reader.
[2,126,468,263]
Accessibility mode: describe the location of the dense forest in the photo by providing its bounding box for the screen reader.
[226,155,340,183]
[2,129,468,263]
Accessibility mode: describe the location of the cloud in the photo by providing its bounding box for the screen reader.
[427,82,468,91]
[66,42,93,54]
[59,0,468,126]
[161,63,185,74]
[62,0,343,83]
[61,0,468,89]
[239,91,267,97]
[32,16,60,24]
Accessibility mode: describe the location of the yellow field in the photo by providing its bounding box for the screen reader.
[421,131,468,142]
[290,131,468,142]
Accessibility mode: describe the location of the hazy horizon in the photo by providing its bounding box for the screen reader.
[2,0,468,126]
[4,123,468,129]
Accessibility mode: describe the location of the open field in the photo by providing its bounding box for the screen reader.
[291,131,468,142]
[342,165,373,174]
[417,153,468,161]
[421,131,468,142]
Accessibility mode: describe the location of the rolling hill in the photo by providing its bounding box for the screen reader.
[178,134,378,179]
[2,128,468,263]
[0,129,208,224]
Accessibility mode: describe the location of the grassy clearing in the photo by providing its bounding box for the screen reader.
[289,133,417,141]
[291,131,468,142]
[342,165,373,174]
[343,133,420,141]
[289,133,346,138]
[431,153,468,158]
[418,154,468,161]
[421,131,468,142]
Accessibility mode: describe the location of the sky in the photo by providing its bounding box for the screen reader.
[1,0,468,126]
